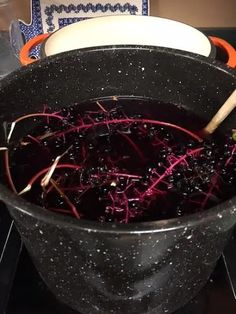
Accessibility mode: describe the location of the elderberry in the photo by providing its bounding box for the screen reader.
[7,99,236,224]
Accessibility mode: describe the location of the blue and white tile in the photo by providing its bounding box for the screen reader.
[17,0,149,58]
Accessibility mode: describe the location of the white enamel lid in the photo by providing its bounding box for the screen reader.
[43,15,212,57]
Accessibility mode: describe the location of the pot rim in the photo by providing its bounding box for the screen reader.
[1,45,236,234]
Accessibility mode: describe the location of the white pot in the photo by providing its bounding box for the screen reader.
[20,15,215,65]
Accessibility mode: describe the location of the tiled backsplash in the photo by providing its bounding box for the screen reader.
[8,0,236,27]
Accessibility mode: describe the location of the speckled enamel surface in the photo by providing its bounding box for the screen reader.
[0,46,236,314]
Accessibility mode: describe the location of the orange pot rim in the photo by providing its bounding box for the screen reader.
[20,33,50,66]
[209,36,236,68]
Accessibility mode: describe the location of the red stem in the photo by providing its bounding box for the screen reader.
[49,207,73,215]
[15,113,64,124]
[43,105,50,124]
[3,150,17,194]
[225,145,236,166]
[27,134,41,145]
[200,173,219,210]
[117,131,145,162]
[106,172,142,179]
[51,118,202,142]
[49,179,80,219]
[27,164,81,188]
[142,147,204,197]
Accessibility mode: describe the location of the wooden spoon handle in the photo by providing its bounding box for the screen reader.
[203,89,236,135]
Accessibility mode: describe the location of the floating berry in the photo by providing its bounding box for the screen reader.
[3,99,236,223]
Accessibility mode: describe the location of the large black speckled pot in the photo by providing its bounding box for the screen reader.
[0,46,236,314]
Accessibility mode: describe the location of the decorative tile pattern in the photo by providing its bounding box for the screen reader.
[58,17,88,28]
[45,3,139,32]
[19,0,43,57]
[142,0,148,15]
[17,0,149,58]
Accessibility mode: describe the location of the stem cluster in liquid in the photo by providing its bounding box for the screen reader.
[2,99,236,223]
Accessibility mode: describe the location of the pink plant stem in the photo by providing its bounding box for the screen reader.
[96,101,107,112]
[62,186,86,192]
[49,179,80,219]
[200,174,219,210]
[27,164,81,189]
[107,172,142,179]
[124,195,130,223]
[167,154,189,167]
[15,113,64,124]
[43,104,48,113]
[225,145,236,166]
[117,131,145,162]
[74,186,90,202]
[49,207,73,215]
[120,182,134,193]
[8,113,65,143]
[27,134,42,145]
[81,143,86,161]
[61,200,79,219]
[152,137,169,149]
[52,118,202,142]
[45,176,62,194]
[108,191,115,214]
[3,150,17,194]
[142,147,204,197]
[43,105,50,124]
[151,170,169,185]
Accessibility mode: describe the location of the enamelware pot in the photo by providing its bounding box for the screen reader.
[0,46,236,314]
[209,36,236,68]
[19,15,216,65]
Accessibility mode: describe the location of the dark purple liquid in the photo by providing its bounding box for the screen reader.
[7,98,236,223]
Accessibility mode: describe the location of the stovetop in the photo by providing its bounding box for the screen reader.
[0,28,236,314]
